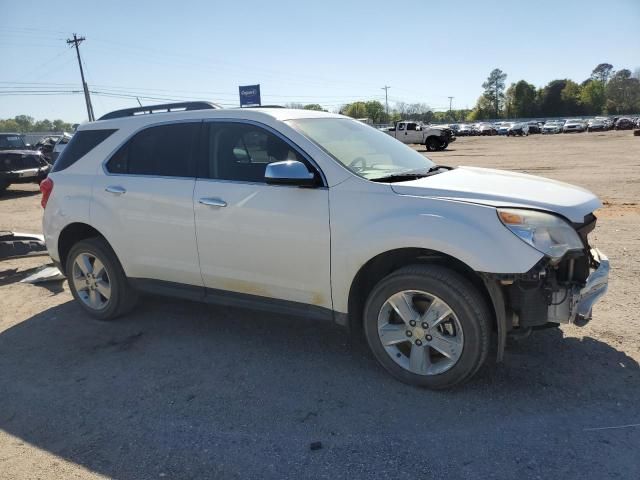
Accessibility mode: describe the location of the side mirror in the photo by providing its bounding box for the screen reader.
[265,160,317,187]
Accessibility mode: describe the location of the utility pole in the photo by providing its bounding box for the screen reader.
[381,85,390,117]
[448,96,454,116]
[66,33,95,121]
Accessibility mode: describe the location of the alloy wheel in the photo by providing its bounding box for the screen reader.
[71,252,111,310]
[377,290,464,376]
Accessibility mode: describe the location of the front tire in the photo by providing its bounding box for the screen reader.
[425,137,441,152]
[363,265,491,389]
[66,237,137,320]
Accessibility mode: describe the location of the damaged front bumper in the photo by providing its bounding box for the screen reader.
[547,248,609,325]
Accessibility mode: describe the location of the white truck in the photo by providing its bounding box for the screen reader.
[384,120,455,151]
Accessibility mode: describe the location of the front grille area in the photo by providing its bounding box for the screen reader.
[0,153,46,172]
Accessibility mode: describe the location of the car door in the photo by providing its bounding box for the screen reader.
[192,121,332,311]
[405,122,422,144]
[91,121,203,287]
[396,122,410,143]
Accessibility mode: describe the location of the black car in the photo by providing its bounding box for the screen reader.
[527,122,541,134]
[0,133,51,194]
[614,118,635,130]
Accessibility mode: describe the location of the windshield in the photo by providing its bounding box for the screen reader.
[0,134,26,150]
[288,118,435,180]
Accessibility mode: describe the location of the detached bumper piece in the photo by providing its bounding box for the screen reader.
[0,232,48,260]
[547,249,609,326]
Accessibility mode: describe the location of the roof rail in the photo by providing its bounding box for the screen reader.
[98,101,221,121]
[239,105,285,109]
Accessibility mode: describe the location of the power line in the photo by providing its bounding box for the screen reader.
[66,33,95,121]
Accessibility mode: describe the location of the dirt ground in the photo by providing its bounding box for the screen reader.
[0,130,639,479]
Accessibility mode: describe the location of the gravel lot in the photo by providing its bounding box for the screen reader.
[1,131,639,479]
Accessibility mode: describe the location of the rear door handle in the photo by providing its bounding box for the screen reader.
[105,185,126,195]
[198,197,227,208]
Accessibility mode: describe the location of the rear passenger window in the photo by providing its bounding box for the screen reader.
[106,123,200,177]
[52,129,116,172]
[204,123,303,182]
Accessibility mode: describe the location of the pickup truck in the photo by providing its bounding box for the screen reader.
[384,121,455,151]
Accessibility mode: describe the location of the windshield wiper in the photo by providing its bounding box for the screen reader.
[370,165,451,183]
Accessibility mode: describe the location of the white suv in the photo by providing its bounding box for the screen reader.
[41,102,609,389]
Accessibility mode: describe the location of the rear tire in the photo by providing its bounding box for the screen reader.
[363,265,491,389]
[66,237,137,320]
[0,181,9,195]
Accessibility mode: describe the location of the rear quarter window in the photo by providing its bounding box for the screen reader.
[52,129,117,172]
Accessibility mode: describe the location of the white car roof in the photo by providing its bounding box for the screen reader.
[80,107,343,131]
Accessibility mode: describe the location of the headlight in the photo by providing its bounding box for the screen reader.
[497,208,584,261]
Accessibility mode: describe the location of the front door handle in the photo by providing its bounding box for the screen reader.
[105,185,126,195]
[198,197,227,208]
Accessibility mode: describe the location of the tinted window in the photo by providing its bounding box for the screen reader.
[106,123,200,177]
[0,134,26,150]
[205,123,302,182]
[52,130,116,172]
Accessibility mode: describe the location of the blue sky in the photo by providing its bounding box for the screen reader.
[1,0,639,122]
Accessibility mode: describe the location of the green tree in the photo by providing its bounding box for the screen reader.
[0,119,21,132]
[560,80,583,115]
[481,68,508,118]
[364,100,386,123]
[52,119,73,131]
[340,101,368,118]
[303,104,325,111]
[34,119,54,131]
[606,69,640,114]
[580,80,606,115]
[13,115,34,133]
[505,80,537,118]
[591,63,614,84]
[538,80,569,116]
[467,94,494,120]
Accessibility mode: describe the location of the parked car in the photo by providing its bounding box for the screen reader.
[563,119,586,133]
[456,124,474,136]
[614,118,635,130]
[0,133,50,194]
[527,121,541,134]
[478,123,497,136]
[499,122,529,136]
[587,119,607,132]
[51,133,73,163]
[42,102,609,389]
[34,135,61,164]
[542,121,564,134]
[496,123,511,135]
[384,121,455,151]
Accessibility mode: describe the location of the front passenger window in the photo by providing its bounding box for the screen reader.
[206,123,303,182]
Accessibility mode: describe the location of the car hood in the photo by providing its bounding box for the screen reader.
[390,166,601,223]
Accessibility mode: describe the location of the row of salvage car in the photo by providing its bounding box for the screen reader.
[451,116,639,137]
[0,132,71,195]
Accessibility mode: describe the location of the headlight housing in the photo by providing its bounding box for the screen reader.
[497,208,584,261]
